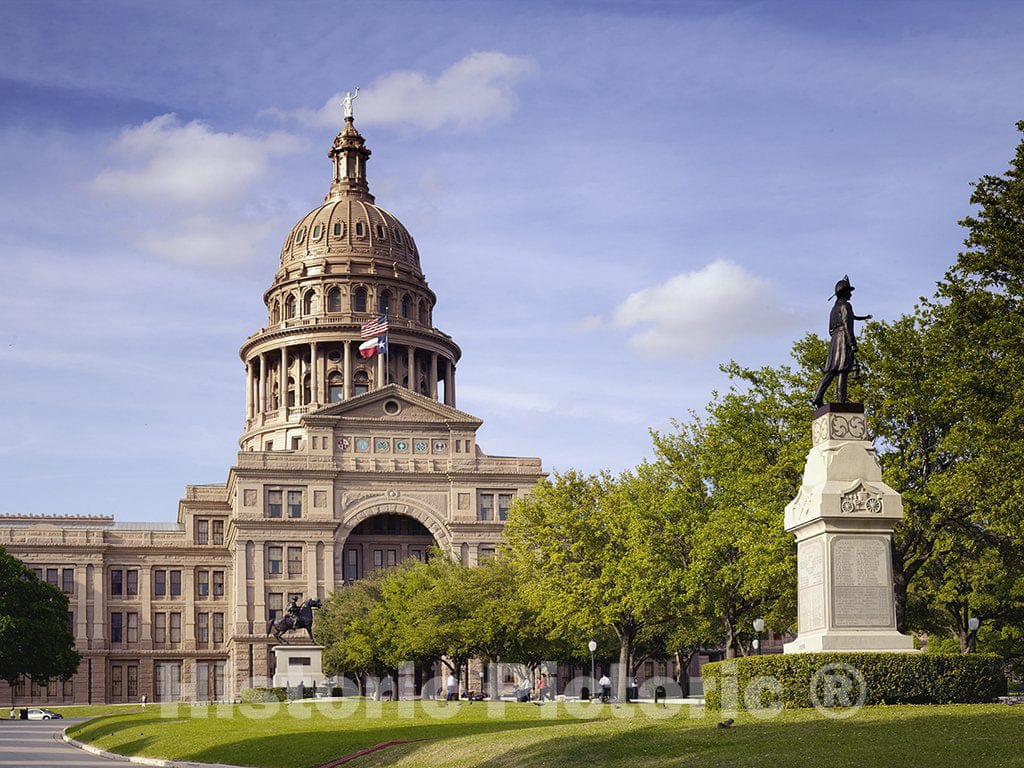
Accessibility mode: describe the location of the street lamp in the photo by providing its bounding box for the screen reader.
[968,616,980,653]
[753,617,765,656]
[588,639,597,699]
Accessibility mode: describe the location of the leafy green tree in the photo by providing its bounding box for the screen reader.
[0,547,80,705]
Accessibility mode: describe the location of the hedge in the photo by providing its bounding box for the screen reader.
[240,687,288,703]
[702,653,1005,710]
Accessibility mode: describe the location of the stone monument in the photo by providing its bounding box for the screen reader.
[783,403,915,653]
[272,644,327,689]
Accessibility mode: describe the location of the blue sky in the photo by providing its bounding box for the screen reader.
[1,0,1022,521]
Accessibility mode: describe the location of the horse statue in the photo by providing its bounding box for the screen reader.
[267,597,321,643]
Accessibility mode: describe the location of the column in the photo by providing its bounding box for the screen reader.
[233,545,248,636]
[305,545,317,600]
[406,346,415,391]
[296,353,304,407]
[253,542,266,634]
[377,347,385,389]
[343,340,352,399]
[139,567,152,646]
[245,362,253,419]
[279,347,288,412]
[93,563,106,645]
[443,360,454,406]
[429,352,438,401]
[75,565,88,642]
[324,541,336,594]
[259,352,267,413]
[311,341,321,405]
[183,568,196,648]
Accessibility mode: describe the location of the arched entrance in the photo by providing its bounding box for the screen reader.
[338,512,438,583]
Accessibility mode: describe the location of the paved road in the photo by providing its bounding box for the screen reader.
[0,719,121,766]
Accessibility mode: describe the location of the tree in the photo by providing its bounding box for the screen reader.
[0,547,80,705]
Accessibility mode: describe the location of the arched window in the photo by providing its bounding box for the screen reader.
[401,294,411,319]
[418,300,427,325]
[328,372,344,403]
[287,377,295,408]
[354,287,367,313]
[327,287,342,313]
[271,382,280,409]
[303,289,317,315]
[285,295,296,319]
[354,370,370,396]
[303,374,311,405]
[378,291,391,316]
[272,300,281,324]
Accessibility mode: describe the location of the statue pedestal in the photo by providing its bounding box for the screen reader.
[783,404,915,654]
[272,645,327,688]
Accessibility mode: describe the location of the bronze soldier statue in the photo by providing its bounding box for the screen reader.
[812,275,872,407]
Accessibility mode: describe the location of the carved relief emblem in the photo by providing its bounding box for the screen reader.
[830,414,868,440]
[840,485,883,514]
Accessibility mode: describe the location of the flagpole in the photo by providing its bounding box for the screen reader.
[384,314,389,385]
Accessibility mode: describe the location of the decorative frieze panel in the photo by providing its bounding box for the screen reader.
[812,412,868,445]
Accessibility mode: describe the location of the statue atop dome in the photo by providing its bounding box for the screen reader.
[343,87,359,119]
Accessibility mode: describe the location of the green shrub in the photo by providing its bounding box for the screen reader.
[240,686,287,703]
[702,653,1005,710]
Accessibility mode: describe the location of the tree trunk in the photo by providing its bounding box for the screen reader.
[892,566,909,634]
[724,619,737,659]
[616,633,632,701]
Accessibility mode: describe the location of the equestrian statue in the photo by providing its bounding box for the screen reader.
[267,596,321,643]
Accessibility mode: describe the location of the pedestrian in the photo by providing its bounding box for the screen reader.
[9,706,15,720]
[598,673,612,703]
[537,673,547,702]
[141,694,147,710]
[446,671,457,702]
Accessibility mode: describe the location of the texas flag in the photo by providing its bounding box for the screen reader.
[358,335,387,359]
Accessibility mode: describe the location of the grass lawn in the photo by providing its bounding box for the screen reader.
[66,700,1024,768]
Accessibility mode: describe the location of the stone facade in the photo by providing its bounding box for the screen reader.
[0,116,544,705]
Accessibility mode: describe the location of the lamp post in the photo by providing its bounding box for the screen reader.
[588,639,597,699]
[968,616,980,653]
[753,617,765,656]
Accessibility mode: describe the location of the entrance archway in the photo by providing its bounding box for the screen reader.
[338,511,439,583]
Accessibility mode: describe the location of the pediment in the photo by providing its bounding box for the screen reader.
[305,384,483,427]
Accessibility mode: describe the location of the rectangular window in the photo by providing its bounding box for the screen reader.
[268,546,283,575]
[268,592,283,622]
[155,662,181,701]
[196,612,209,644]
[111,666,123,697]
[478,494,494,521]
[267,490,283,518]
[62,568,74,594]
[212,570,224,598]
[169,612,181,643]
[479,546,496,562]
[126,569,138,596]
[409,548,423,562]
[373,549,383,569]
[213,612,224,643]
[63,678,74,697]
[197,570,209,597]
[196,519,209,545]
[127,666,138,697]
[287,490,302,518]
[47,679,57,697]
[46,568,58,586]
[170,570,181,597]
[32,567,42,580]
[110,569,123,596]
[212,520,224,545]
[153,612,166,643]
[287,546,302,576]
[154,569,166,597]
[67,611,74,633]
[127,612,139,643]
[498,494,513,521]
[110,612,123,643]
[386,549,397,567]
[345,548,359,582]
[196,661,210,700]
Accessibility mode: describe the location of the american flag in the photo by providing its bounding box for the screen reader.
[360,315,389,339]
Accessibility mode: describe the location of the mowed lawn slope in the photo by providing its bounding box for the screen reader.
[67,701,1024,768]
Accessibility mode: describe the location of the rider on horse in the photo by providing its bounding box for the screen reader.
[286,595,301,628]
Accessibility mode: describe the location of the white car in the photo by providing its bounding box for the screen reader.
[26,708,63,720]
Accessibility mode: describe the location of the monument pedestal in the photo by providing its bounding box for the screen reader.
[783,404,915,654]
[272,645,327,688]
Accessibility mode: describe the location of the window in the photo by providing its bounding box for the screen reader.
[378,290,390,315]
[111,665,123,697]
[267,490,283,518]
[333,222,342,237]
[285,294,296,319]
[272,299,280,324]
[213,613,224,643]
[478,494,494,521]
[32,567,42,580]
[67,611,74,633]
[409,548,423,562]
[62,568,74,594]
[354,286,367,313]
[355,222,364,236]
[303,289,317,315]
[170,570,181,597]
[268,546,283,575]
[169,612,181,643]
[212,520,224,545]
[294,227,306,245]
[126,569,138,596]
[212,570,224,598]
[154,612,166,643]
[197,570,210,597]
[127,666,138,698]
[196,520,209,545]
[401,295,411,318]
[63,678,74,698]
[345,548,359,582]
[155,662,181,701]
[498,494,513,521]
[111,612,123,643]
[354,370,369,395]
[328,372,344,403]
[197,612,209,644]
[287,546,302,576]
[46,568,58,586]
[287,490,302,518]
[373,549,383,569]
[154,569,166,597]
[311,223,323,241]
[327,287,342,313]
[268,592,283,622]
[110,569,123,596]
[127,612,138,643]
[375,224,384,238]
[479,546,496,562]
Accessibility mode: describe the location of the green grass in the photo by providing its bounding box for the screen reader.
[66,700,1024,768]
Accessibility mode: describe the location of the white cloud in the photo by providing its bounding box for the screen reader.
[135,214,276,267]
[276,52,536,131]
[610,259,802,358]
[92,114,299,205]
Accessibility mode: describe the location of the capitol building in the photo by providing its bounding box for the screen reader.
[0,112,544,705]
